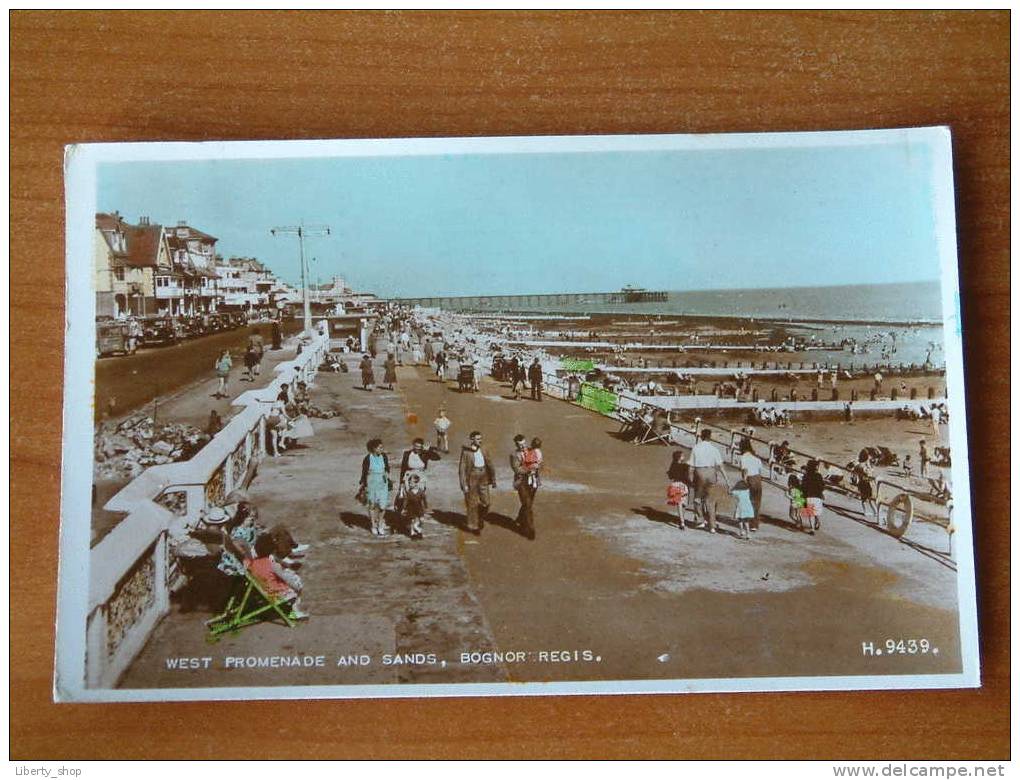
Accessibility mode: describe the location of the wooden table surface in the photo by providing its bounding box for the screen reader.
[10,11,1009,759]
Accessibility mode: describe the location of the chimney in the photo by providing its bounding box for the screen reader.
[177,220,187,227]
[139,216,150,225]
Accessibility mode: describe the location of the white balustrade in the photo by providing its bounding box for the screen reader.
[84,331,328,688]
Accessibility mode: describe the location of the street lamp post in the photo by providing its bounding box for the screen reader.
[270,223,331,334]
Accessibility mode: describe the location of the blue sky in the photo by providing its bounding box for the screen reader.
[98,142,941,297]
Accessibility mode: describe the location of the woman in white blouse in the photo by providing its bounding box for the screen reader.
[738,438,765,532]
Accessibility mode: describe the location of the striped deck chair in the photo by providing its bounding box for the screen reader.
[205,535,300,642]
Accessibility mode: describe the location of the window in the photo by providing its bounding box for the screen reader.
[114,267,125,281]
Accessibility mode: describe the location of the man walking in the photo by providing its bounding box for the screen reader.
[511,358,526,400]
[687,428,730,533]
[528,358,544,402]
[510,434,537,539]
[458,430,496,534]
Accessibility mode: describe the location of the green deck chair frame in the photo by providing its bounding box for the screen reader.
[205,533,300,641]
[206,567,299,641]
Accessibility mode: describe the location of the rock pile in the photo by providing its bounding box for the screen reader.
[94,414,209,480]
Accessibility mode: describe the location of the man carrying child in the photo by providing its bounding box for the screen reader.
[510,434,544,540]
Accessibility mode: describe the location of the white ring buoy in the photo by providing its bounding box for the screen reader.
[885,493,913,538]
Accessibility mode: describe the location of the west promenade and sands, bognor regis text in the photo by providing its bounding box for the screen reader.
[55,130,977,701]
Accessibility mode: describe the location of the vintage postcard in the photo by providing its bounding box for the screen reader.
[57,129,978,702]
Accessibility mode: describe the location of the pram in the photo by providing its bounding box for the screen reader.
[457,363,477,392]
[491,356,507,382]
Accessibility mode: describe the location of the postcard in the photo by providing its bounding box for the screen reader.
[56,129,978,701]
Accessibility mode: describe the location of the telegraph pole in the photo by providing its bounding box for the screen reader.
[270,222,331,333]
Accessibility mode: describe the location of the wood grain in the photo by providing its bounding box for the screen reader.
[11,10,1009,759]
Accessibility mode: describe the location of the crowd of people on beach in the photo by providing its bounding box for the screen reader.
[337,306,955,543]
[169,304,958,635]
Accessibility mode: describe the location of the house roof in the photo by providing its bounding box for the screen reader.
[96,213,166,267]
[227,257,268,272]
[123,223,166,268]
[166,223,218,245]
[96,212,122,232]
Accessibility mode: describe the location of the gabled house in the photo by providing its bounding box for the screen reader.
[95,213,175,317]
[164,221,220,314]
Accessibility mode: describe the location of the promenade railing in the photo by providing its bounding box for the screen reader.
[85,331,328,688]
[545,372,952,559]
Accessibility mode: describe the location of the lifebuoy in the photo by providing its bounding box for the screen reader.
[885,492,913,538]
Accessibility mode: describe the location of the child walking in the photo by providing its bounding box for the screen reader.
[214,349,232,398]
[402,473,429,540]
[732,479,755,540]
[787,474,807,530]
[666,450,690,530]
[433,408,452,453]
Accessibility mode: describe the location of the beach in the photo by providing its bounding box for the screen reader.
[120,316,960,688]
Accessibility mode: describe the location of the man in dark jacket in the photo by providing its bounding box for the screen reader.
[510,434,537,539]
[509,357,525,400]
[458,431,496,534]
[528,358,543,402]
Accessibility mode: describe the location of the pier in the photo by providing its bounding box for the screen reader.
[394,289,668,311]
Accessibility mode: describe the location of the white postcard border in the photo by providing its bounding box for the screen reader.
[56,127,980,702]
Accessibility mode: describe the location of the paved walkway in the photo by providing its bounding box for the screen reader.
[129,339,304,432]
[121,353,504,689]
[121,351,963,689]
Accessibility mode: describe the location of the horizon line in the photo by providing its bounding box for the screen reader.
[380,278,942,300]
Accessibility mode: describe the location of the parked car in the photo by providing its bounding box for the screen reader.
[139,315,183,346]
[181,316,208,339]
[96,319,137,357]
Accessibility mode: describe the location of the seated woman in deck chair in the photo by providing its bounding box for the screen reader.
[245,535,309,620]
[928,470,952,504]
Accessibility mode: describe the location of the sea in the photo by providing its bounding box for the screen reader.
[521,281,947,368]
[525,281,944,325]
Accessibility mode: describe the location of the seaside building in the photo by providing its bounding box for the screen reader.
[164,221,220,315]
[94,212,175,318]
[95,212,316,321]
[213,256,281,315]
[310,275,349,309]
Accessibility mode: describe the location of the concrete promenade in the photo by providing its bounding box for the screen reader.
[122,350,963,689]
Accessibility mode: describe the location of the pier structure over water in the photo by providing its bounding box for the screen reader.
[394,289,669,311]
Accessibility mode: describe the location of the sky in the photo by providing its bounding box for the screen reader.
[97,141,942,298]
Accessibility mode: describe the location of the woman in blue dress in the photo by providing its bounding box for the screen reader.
[359,438,392,536]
